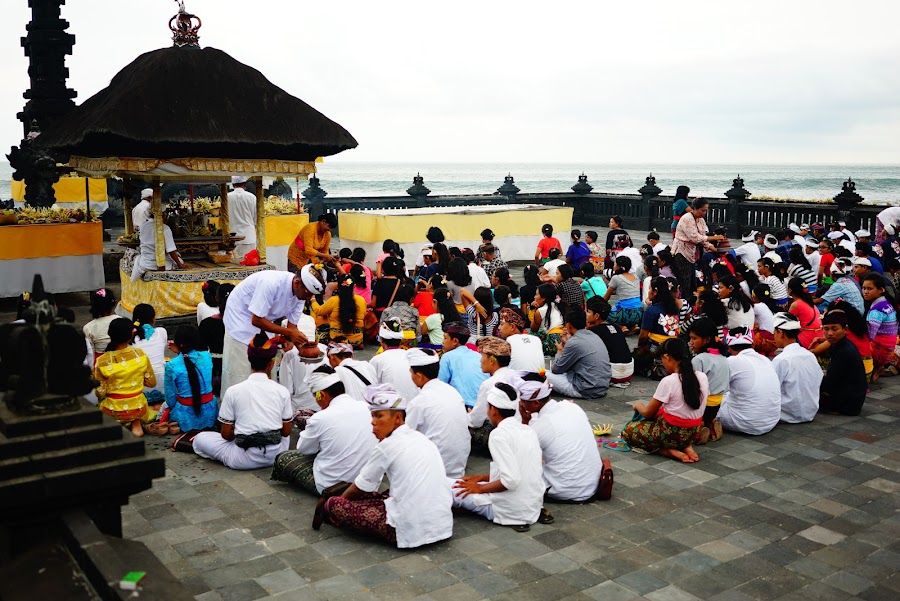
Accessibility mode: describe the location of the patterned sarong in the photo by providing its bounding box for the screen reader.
[621,415,700,453]
[324,493,397,544]
[271,450,318,494]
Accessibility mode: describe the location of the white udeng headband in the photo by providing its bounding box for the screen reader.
[299,264,326,295]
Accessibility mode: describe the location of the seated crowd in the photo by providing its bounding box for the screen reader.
[70,214,885,549]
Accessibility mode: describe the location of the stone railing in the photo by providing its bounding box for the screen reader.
[306,173,883,237]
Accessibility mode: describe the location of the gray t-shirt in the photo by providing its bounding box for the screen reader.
[550,329,611,398]
[692,352,730,396]
[609,274,640,301]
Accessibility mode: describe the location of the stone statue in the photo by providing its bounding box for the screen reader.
[6,121,62,208]
[0,275,95,414]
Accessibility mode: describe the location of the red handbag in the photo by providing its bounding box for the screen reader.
[594,457,614,501]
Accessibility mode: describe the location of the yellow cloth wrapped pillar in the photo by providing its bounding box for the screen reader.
[152,182,165,269]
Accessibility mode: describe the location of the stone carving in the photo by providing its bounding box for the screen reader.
[406,173,431,197]
[302,175,328,201]
[571,173,593,195]
[7,120,62,208]
[833,177,864,206]
[0,275,95,415]
[265,177,294,199]
[497,174,520,196]
[725,175,751,201]
[638,174,662,199]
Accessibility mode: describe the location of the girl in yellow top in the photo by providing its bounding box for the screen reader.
[94,318,157,437]
[311,273,368,348]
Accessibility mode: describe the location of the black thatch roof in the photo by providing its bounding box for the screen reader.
[37,46,357,161]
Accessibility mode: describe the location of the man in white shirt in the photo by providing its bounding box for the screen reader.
[194,333,292,470]
[316,384,453,549]
[497,308,545,374]
[788,223,806,247]
[771,313,822,423]
[450,382,545,532]
[467,337,523,453]
[272,366,377,495]
[222,266,319,395]
[328,341,378,402]
[130,209,184,282]
[368,319,419,403]
[463,248,491,289]
[406,348,471,478]
[131,188,152,231]
[717,327,782,436]
[762,234,783,264]
[618,245,643,275]
[228,176,258,259]
[804,239,821,277]
[518,376,601,503]
[734,230,762,272]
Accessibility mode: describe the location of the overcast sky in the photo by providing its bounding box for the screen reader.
[1,0,898,164]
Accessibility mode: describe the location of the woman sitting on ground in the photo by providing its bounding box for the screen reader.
[462,286,500,344]
[622,338,708,463]
[580,262,607,301]
[750,284,779,356]
[787,278,823,349]
[788,246,818,294]
[312,272,368,348]
[196,280,220,324]
[94,318,157,437]
[446,257,475,316]
[491,267,520,308]
[529,283,567,357]
[604,215,632,270]
[634,277,681,379]
[370,256,403,319]
[153,325,218,434]
[83,288,119,359]
[640,255,660,306]
[718,275,755,330]
[758,258,789,306]
[555,263,585,309]
[603,255,643,333]
[131,303,167,401]
[861,273,900,380]
[679,288,728,340]
[421,287,459,349]
[688,318,730,445]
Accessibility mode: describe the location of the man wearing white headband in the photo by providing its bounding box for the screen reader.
[229,175,257,259]
[272,366,377,496]
[316,383,454,549]
[450,382,545,532]
[132,188,153,231]
[734,230,761,272]
[130,198,185,282]
[803,238,821,279]
[518,375,601,504]
[770,313,822,424]
[717,327,781,436]
[221,267,320,395]
[368,318,419,403]
[468,336,524,453]
[788,223,806,248]
[327,339,377,403]
[838,220,857,243]
[762,234,783,264]
[406,348,470,478]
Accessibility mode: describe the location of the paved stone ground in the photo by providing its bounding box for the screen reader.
[4,227,900,600]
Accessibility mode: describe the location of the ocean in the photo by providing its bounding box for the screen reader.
[2,161,898,204]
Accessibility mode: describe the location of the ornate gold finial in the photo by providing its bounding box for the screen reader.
[170,1,202,47]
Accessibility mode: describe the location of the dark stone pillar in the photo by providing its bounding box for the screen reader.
[638,174,662,231]
[496,174,519,204]
[302,175,328,221]
[834,177,864,229]
[406,173,431,208]
[724,175,751,237]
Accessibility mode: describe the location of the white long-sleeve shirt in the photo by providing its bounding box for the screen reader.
[278,345,327,413]
[734,242,761,272]
[369,348,420,404]
[772,343,823,424]
[296,394,377,492]
[406,379,471,478]
[471,417,544,526]
[718,349,781,436]
[227,188,257,247]
[354,425,453,548]
[529,400,601,502]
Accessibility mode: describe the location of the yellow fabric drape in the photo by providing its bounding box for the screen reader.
[0,222,103,260]
[11,178,107,202]
[339,207,574,244]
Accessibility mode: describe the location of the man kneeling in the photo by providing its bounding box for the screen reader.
[315,384,453,549]
[193,332,291,470]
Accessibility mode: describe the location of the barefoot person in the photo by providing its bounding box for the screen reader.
[621,338,708,463]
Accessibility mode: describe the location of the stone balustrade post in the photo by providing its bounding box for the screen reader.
[724,175,751,236]
[406,173,431,208]
[496,174,519,204]
[302,175,328,221]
